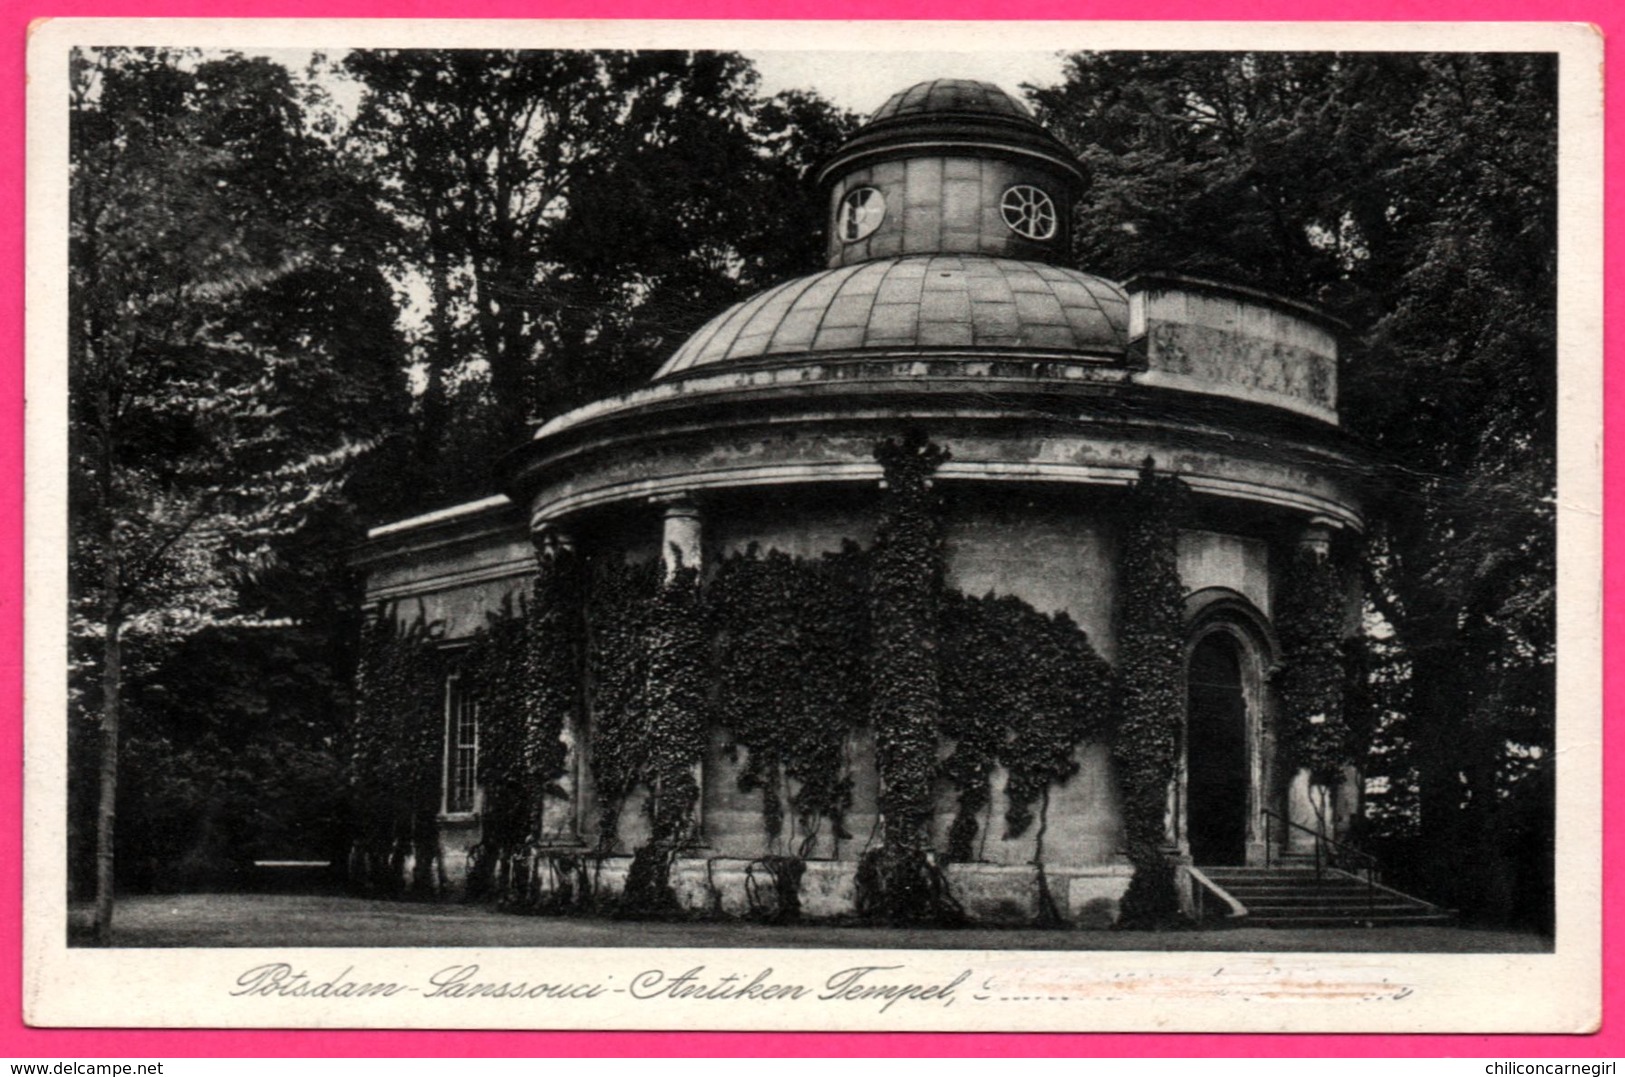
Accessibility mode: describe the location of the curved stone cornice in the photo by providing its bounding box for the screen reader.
[503,360,1366,533]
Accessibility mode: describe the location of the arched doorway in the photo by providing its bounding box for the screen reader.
[1186,633,1249,866]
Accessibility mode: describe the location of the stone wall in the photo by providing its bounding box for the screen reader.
[361,489,1296,918]
[1178,529,1272,618]
[1130,276,1340,423]
[522,855,1133,924]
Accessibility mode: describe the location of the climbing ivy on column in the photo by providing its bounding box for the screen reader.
[622,562,710,913]
[526,537,584,827]
[1275,539,1354,786]
[858,431,960,924]
[642,563,709,847]
[1110,458,1189,927]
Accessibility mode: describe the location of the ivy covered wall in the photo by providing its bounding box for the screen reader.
[708,544,870,857]
[1109,460,1191,925]
[350,607,445,895]
[583,557,659,853]
[351,441,1360,926]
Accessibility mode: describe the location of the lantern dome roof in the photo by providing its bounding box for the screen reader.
[869,78,1036,123]
[817,78,1083,192]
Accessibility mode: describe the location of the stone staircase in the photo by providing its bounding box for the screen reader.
[1200,865,1454,927]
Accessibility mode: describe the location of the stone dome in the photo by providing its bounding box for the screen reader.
[653,254,1129,380]
[869,78,1035,123]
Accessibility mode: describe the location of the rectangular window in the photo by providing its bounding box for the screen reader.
[445,674,479,814]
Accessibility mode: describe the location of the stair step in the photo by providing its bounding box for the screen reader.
[1249,913,1455,928]
[1247,908,1428,918]
[1195,865,1449,928]
[1242,897,1422,910]
[1204,873,1334,883]
[1222,890,1378,896]
[1220,884,1373,892]
[1218,881,1372,890]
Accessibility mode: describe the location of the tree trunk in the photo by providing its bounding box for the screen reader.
[92,361,122,945]
[1033,786,1063,926]
[93,579,121,946]
[418,217,455,482]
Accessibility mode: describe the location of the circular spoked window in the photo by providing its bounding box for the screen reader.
[1000,185,1058,240]
[837,187,886,242]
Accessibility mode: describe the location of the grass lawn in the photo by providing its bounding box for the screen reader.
[71,892,1553,952]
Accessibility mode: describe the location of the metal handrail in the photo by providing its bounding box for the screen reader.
[1261,807,1378,916]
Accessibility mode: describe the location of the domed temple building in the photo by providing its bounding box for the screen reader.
[354,79,1417,926]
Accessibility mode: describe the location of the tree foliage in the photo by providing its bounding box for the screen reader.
[67,46,855,935]
[342,50,858,502]
[1035,52,1556,923]
[68,47,408,938]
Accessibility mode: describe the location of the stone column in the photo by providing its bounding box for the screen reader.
[652,494,705,841]
[530,521,585,846]
[1285,517,1340,856]
[1298,519,1335,561]
[656,494,703,580]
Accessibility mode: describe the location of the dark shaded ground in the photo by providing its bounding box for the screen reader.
[72,893,1552,951]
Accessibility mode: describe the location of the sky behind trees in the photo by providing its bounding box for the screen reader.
[247,46,1069,116]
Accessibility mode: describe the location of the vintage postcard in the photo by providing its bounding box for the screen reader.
[23,18,1603,1032]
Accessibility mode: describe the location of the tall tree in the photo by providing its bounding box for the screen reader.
[1031,52,1557,921]
[69,48,407,941]
[343,50,856,506]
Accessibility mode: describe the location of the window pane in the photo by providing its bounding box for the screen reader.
[446,677,478,813]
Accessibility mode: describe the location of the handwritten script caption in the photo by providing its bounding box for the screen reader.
[231,962,1415,1009]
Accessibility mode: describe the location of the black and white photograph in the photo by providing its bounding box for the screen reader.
[25,19,1602,1032]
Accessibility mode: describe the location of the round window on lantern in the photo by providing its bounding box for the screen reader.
[837,187,886,242]
[1000,185,1058,240]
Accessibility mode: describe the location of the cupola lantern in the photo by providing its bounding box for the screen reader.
[817,78,1085,268]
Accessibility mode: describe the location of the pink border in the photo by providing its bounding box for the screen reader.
[4,0,1616,1057]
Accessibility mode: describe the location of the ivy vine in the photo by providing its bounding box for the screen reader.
[939,592,1114,859]
[458,552,578,900]
[598,555,711,916]
[1274,541,1354,787]
[641,562,711,848]
[527,542,586,830]
[350,604,445,896]
[858,431,962,925]
[351,446,1259,933]
[584,556,659,852]
[708,543,869,858]
[1110,458,1190,927]
[459,594,532,899]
